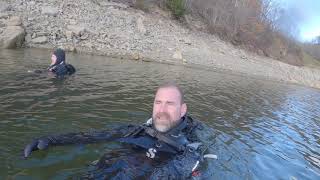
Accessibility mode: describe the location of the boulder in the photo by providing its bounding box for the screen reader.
[62,44,76,52]
[136,16,146,35]
[67,25,86,36]
[32,36,48,44]
[172,50,183,60]
[241,55,248,60]
[132,52,140,60]
[42,6,59,16]
[25,34,32,43]
[0,13,9,19]
[6,16,22,26]
[0,21,4,28]
[0,2,10,12]
[65,30,73,40]
[0,26,25,48]
[80,33,89,40]
[182,58,187,63]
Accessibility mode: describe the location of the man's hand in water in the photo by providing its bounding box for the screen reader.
[24,138,50,158]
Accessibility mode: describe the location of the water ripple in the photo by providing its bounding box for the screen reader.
[0,49,319,179]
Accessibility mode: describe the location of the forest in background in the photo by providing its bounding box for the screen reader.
[120,0,320,67]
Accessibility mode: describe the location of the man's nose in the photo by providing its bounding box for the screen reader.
[159,104,167,112]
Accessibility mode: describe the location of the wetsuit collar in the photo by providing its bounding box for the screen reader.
[47,61,65,71]
[165,115,188,136]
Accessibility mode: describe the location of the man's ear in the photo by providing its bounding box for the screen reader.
[180,103,187,117]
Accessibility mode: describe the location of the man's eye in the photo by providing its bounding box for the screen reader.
[167,102,174,105]
[155,101,161,104]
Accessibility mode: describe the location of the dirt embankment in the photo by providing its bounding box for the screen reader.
[0,0,320,89]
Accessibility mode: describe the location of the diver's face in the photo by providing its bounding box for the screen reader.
[152,87,187,132]
[51,54,57,65]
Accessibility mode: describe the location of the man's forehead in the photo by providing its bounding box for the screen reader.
[155,87,181,99]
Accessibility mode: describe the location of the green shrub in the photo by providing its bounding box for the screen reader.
[166,0,186,18]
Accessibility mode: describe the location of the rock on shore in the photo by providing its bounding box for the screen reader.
[0,16,25,48]
[0,0,320,89]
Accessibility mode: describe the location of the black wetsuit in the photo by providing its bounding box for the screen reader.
[33,48,76,77]
[48,62,76,76]
[24,116,210,179]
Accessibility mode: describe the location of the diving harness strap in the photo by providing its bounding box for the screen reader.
[143,126,186,152]
[124,117,218,174]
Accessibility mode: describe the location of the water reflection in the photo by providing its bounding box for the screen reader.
[0,49,319,179]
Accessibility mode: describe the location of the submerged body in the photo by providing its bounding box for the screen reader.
[23,83,217,179]
[30,48,76,77]
[24,116,216,179]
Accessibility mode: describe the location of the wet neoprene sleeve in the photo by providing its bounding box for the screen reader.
[43,124,139,146]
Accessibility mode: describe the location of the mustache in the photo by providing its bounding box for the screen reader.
[155,112,170,120]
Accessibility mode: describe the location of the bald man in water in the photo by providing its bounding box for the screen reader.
[23,82,215,179]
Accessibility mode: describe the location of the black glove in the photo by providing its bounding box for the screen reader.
[24,138,50,158]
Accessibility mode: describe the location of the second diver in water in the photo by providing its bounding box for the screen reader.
[30,48,76,77]
[47,48,76,76]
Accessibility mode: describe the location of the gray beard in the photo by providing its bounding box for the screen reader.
[154,123,171,132]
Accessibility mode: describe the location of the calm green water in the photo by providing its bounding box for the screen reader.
[0,49,319,179]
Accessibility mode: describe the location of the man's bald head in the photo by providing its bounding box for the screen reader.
[155,82,184,105]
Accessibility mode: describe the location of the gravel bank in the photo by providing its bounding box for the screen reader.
[1,0,319,89]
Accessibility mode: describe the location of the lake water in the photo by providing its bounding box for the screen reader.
[0,48,319,179]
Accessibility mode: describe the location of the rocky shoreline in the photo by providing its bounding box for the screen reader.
[1,0,320,89]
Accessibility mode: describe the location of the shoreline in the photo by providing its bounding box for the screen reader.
[1,0,320,89]
[28,45,320,90]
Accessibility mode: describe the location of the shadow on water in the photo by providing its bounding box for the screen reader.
[0,48,319,179]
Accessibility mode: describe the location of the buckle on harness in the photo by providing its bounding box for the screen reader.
[187,142,202,152]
